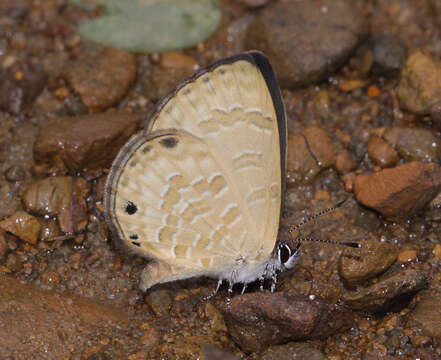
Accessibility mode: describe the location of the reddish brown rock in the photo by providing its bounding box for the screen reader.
[335,149,358,174]
[367,135,399,167]
[287,127,335,185]
[22,177,90,234]
[246,0,367,87]
[64,47,136,112]
[0,211,40,245]
[338,240,397,285]
[302,126,335,168]
[353,162,441,219]
[34,113,140,175]
[397,51,441,114]
[219,292,353,352]
[286,134,320,185]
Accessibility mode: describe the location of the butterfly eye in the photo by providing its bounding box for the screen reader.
[279,244,291,264]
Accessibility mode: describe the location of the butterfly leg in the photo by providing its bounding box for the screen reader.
[226,281,234,308]
[204,279,223,301]
[270,272,278,292]
[259,276,265,292]
[241,283,247,295]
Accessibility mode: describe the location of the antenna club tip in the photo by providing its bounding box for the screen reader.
[336,198,347,208]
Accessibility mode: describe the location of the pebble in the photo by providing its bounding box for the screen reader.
[5,253,23,272]
[397,51,441,114]
[0,61,47,114]
[5,166,26,182]
[366,85,381,98]
[380,126,441,163]
[286,126,334,185]
[338,240,397,286]
[367,135,399,168]
[219,292,353,352]
[335,149,358,174]
[262,342,326,360]
[343,269,427,312]
[397,249,418,264]
[0,210,41,245]
[63,47,136,112]
[433,244,441,260]
[22,177,90,234]
[371,34,407,75]
[145,289,173,316]
[160,51,198,71]
[353,162,441,220]
[33,113,140,175]
[411,290,441,338]
[246,0,366,87]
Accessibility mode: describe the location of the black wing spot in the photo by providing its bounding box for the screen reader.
[159,137,178,148]
[132,241,141,247]
[129,234,139,240]
[142,145,151,154]
[125,201,138,215]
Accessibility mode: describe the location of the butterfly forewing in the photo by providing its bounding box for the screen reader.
[150,56,284,258]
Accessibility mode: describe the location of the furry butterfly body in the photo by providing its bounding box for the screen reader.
[104,51,294,293]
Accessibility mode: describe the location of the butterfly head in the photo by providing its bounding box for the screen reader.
[276,241,301,270]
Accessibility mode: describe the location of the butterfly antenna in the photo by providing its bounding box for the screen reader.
[296,237,360,248]
[288,199,347,234]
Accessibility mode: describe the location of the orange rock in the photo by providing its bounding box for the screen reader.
[397,249,417,263]
[160,51,198,71]
[338,79,367,92]
[0,211,40,244]
[367,85,381,98]
[367,135,399,167]
[353,162,441,219]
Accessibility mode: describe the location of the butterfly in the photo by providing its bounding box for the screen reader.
[104,51,343,298]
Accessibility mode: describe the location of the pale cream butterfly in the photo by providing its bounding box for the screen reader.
[104,51,299,297]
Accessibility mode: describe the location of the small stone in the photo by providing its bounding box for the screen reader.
[367,85,381,98]
[246,0,367,87]
[371,34,407,76]
[313,189,330,202]
[22,177,90,234]
[40,270,62,286]
[138,324,161,347]
[262,342,326,360]
[0,61,47,114]
[338,240,397,286]
[5,166,25,182]
[381,127,441,163]
[353,162,441,219]
[205,302,227,333]
[286,134,320,185]
[367,135,399,168]
[411,290,441,338]
[39,218,62,242]
[433,244,441,260]
[64,47,136,112]
[335,149,357,174]
[5,253,22,272]
[397,249,418,264]
[338,79,367,92]
[397,51,441,114]
[343,269,427,312]
[160,51,198,71]
[34,113,140,175]
[0,211,41,245]
[219,292,353,352]
[145,289,173,316]
[302,126,335,168]
[0,229,7,259]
